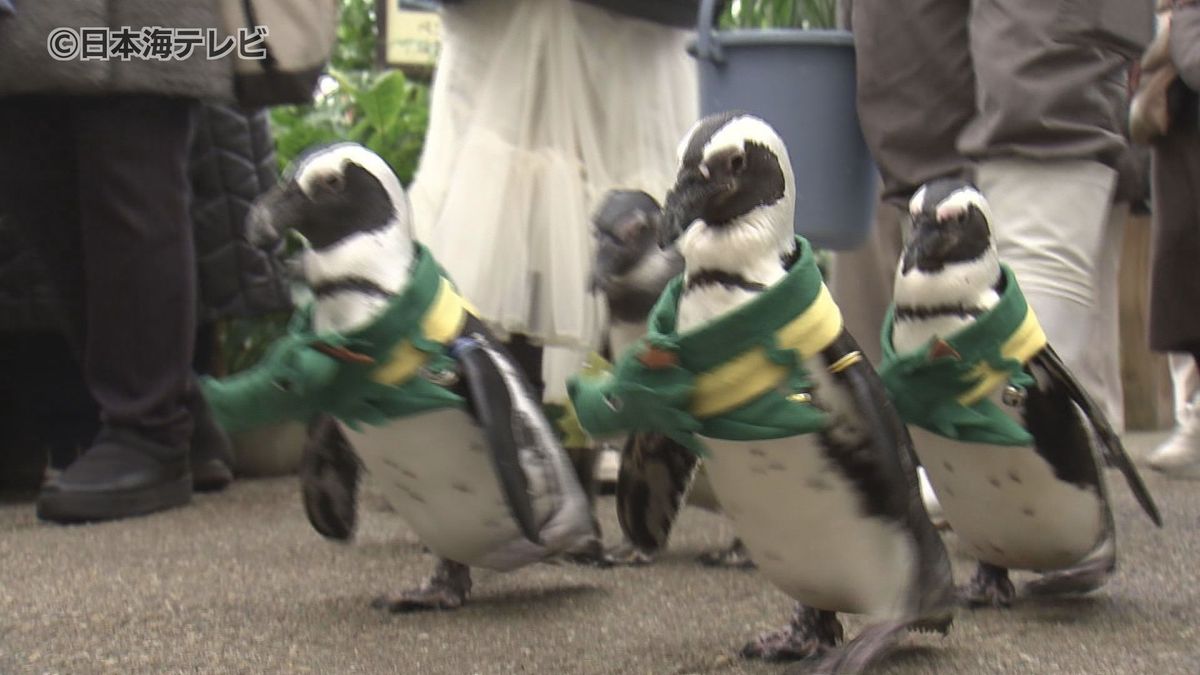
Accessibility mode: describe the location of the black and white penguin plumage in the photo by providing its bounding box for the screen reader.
[587,190,751,568]
[892,178,1161,606]
[590,189,684,360]
[620,113,957,672]
[248,143,595,610]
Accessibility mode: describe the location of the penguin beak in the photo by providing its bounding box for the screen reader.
[901,216,947,273]
[246,182,308,252]
[661,171,727,246]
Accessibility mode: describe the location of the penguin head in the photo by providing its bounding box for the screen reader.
[900,178,994,276]
[246,143,413,253]
[662,112,795,271]
[589,190,664,291]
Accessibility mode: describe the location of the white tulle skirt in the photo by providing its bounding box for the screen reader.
[409,0,698,401]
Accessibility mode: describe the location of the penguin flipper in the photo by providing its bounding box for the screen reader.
[300,413,363,541]
[616,432,700,553]
[1031,347,1162,527]
[453,336,543,545]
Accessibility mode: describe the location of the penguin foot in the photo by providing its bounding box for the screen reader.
[908,613,954,636]
[299,414,362,541]
[962,562,1015,608]
[1025,558,1113,597]
[554,537,653,568]
[696,538,756,569]
[372,558,471,612]
[809,621,905,675]
[601,542,656,567]
[740,605,842,662]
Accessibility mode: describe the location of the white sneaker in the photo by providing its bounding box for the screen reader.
[918,467,949,529]
[1147,398,1200,479]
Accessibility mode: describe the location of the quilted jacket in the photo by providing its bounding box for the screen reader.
[189,103,291,322]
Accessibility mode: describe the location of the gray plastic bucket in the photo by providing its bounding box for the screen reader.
[691,0,876,250]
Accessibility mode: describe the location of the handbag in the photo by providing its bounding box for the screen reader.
[218,0,339,107]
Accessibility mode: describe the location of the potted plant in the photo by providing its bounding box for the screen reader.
[693,0,876,250]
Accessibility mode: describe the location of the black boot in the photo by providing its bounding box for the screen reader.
[36,426,191,523]
[189,391,234,492]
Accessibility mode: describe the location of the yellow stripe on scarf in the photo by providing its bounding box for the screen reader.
[370,278,471,386]
[691,284,844,418]
[957,308,1047,406]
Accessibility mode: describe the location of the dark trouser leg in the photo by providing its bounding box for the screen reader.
[0,99,84,335]
[0,95,198,449]
[74,95,199,449]
[0,95,200,521]
[502,332,544,401]
[0,99,89,471]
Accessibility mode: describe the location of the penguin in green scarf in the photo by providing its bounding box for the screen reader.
[202,143,595,611]
[588,189,749,568]
[569,113,956,672]
[882,178,1161,607]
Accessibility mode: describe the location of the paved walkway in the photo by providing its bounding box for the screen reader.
[1,432,1198,675]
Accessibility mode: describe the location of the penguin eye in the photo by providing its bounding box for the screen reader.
[322,172,345,193]
[729,153,746,176]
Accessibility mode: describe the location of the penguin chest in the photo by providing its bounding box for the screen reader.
[702,435,917,618]
[912,426,1105,570]
[607,320,647,361]
[342,409,556,570]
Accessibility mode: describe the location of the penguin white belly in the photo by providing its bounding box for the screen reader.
[702,434,916,618]
[911,425,1105,570]
[608,320,646,362]
[344,408,587,571]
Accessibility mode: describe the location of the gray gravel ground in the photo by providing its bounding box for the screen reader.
[1,431,1198,675]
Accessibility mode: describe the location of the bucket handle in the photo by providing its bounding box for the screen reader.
[695,0,724,63]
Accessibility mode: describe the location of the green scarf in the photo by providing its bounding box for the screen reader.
[568,236,839,456]
[201,244,466,433]
[878,264,1046,446]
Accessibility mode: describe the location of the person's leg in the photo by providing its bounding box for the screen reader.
[75,95,198,447]
[1092,202,1128,432]
[0,98,89,481]
[851,0,975,207]
[503,333,545,401]
[35,95,200,522]
[0,98,85,335]
[1169,353,1200,421]
[978,159,1123,422]
[827,200,907,366]
[966,0,1136,427]
[1148,348,1200,477]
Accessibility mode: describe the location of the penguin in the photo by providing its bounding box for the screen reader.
[884,177,1162,606]
[590,189,684,359]
[210,143,596,611]
[570,113,956,672]
[589,189,752,568]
